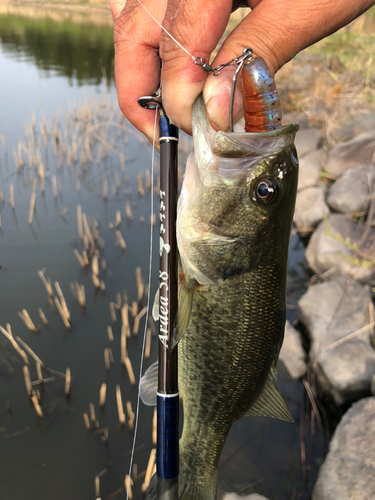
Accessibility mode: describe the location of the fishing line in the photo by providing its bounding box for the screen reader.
[126,106,158,500]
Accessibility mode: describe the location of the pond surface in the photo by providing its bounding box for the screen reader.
[0,6,318,500]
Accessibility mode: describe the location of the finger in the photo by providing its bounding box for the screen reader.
[160,0,233,134]
[203,0,375,131]
[111,0,167,142]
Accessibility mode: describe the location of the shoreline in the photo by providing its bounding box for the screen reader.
[2,0,110,13]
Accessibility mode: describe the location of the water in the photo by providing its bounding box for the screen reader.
[0,5,319,500]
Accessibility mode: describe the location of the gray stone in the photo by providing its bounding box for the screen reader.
[298,277,375,405]
[332,112,375,143]
[295,128,323,158]
[325,132,375,178]
[305,213,375,284]
[298,149,324,191]
[278,320,307,379]
[313,397,375,500]
[222,494,270,500]
[293,186,330,235]
[327,164,375,214]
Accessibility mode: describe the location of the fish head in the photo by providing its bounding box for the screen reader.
[177,96,299,285]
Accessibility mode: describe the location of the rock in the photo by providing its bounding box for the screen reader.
[298,149,324,191]
[295,129,323,158]
[325,132,375,178]
[222,494,270,500]
[327,164,375,214]
[332,112,375,143]
[313,397,375,500]
[293,186,330,235]
[278,321,307,379]
[305,213,375,284]
[298,277,375,405]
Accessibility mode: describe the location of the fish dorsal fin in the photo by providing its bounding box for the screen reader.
[246,373,294,422]
[151,276,196,348]
[140,361,158,406]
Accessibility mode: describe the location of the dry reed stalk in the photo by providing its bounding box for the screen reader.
[369,302,375,345]
[121,303,129,332]
[139,215,145,224]
[133,306,147,335]
[60,207,68,217]
[31,377,55,386]
[116,385,126,425]
[131,301,138,318]
[124,357,136,386]
[114,172,121,188]
[65,368,71,396]
[9,184,14,209]
[82,235,89,251]
[23,365,32,396]
[150,213,156,227]
[108,347,114,364]
[100,281,106,292]
[115,210,121,229]
[89,403,96,423]
[18,310,37,332]
[16,336,43,366]
[142,449,156,493]
[37,270,54,299]
[121,331,126,366]
[73,249,85,267]
[102,177,108,200]
[0,132,6,153]
[145,169,151,190]
[0,325,29,364]
[31,390,43,418]
[116,230,126,251]
[145,328,152,359]
[135,267,144,303]
[37,308,48,326]
[126,401,135,431]
[152,407,157,445]
[137,173,145,196]
[77,205,83,239]
[95,476,100,498]
[99,383,107,407]
[132,464,138,482]
[116,292,122,308]
[101,429,109,444]
[323,320,375,352]
[82,251,89,267]
[124,475,133,499]
[12,146,19,171]
[36,361,43,382]
[92,273,101,289]
[92,255,99,276]
[101,258,106,270]
[0,191,3,204]
[125,200,133,221]
[75,282,86,307]
[52,176,57,198]
[83,413,91,430]
[28,192,36,225]
[104,348,111,371]
[107,326,114,342]
[54,282,70,321]
[54,297,71,329]
[119,152,125,171]
[82,213,94,246]
[38,162,45,192]
[109,302,117,322]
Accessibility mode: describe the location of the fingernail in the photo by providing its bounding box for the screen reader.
[204,76,243,131]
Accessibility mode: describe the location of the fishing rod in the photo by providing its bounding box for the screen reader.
[138,91,179,500]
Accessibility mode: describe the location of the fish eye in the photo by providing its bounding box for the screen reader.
[253,178,278,204]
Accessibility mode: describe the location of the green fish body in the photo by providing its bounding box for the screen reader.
[143,96,299,500]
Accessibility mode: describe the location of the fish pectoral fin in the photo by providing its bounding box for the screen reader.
[140,361,158,406]
[171,276,196,349]
[245,374,294,422]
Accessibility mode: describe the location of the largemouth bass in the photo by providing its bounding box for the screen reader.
[142,95,299,500]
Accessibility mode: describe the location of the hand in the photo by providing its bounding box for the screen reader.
[110,0,375,140]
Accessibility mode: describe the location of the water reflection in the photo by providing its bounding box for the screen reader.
[0,8,114,85]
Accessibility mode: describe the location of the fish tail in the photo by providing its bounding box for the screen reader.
[146,471,216,500]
